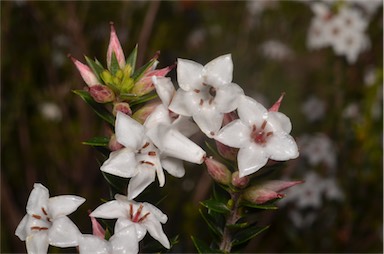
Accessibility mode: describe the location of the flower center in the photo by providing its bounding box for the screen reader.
[250,120,273,145]
[30,207,52,231]
[194,83,217,106]
[129,204,150,223]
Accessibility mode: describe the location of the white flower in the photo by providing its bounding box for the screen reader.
[215,95,299,177]
[15,183,85,254]
[168,54,244,138]
[260,40,294,61]
[301,96,326,122]
[79,225,139,254]
[101,111,205,199]
[90,194,170,249]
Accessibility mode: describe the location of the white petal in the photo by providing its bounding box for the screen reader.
[26,183,49,216]
[215,120,251,148]
[265,133,299,161]
[168,89,197,116]
[161,157,185,178]
[127,166,156,200]
[26,231,49,254]
[152,76,175,107]
[115,218,147,241]
[171,115,199,137]
[214,83,244,113]
[110,225,139,254]
[143,202,168,224]
[48,216,81,247]
[100,148,138,178]
[237,144,268,177]
[48,195,85,219]
[90,200,126,219]
[177,58,204,91]
[268,112,292,133]
[15,214,29,241]
[144,105,172,129]
[238,95,268,126]
[203,54,233,87]
[142,218,170,249]
[193,106,223,138]
[115,112,145,149]
[78,234,110,254]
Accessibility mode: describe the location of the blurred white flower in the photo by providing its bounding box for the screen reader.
[247,0,278,16]
[301,96,326,122]
[186,28,206,50]
[39,102,62,122]
[342,102,361,119]
[260,40,294,61]
[346,0,383,17]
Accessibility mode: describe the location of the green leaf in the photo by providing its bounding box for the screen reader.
[191,236,218,254]
[85,56,105,84]
[199,209,223,238]
[131,58,156,82]
[109,52,120,75]
[240,200,278,210]
[226,221,249,229]
[82,136,109,147]
[129,92,158,106]
[231,225,270,246]
[73,90,115,126]
[126,44,138,72]
[201,199,230,214]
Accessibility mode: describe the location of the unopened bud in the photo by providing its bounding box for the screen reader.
[132,100,161,124]
[231,171,249,189]
[107,22,126,70]
[269,93,285,112]
[131,77,155,96]
[89,215,106,239]
[113,102,132,116]
[223,111,238,126]
[89,85,115,103]
[108,134,124,151]
[205,157,231,185]
[215,140,238,161]
[69,55,100,87]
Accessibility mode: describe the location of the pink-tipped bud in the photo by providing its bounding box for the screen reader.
[223,111,239,126]
[231,171,249,189]
[131,65,174,96]
[89,85,115,103]
[70,55,100,87]
[269,92,285,112]
[243,180,303,204]
[107,22,126,70]
[131,100,161,124]
[89,214,106,239]
[215,140,238,161]
[205,157,232,185]
[113,102,132,116]
[108,134,124,151]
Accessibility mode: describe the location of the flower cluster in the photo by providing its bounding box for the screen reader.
[16,23,301,253]
[306,0,382,64]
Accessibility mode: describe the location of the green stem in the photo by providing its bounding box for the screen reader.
[219,192,241,253]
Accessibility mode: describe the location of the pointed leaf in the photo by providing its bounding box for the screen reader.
[226,221,249,229]
[101,172,129,194]
[199,209,223,238]
[109,52,120,75]
[85,56,105,84]
[191,236,218,254]
[131,59,156,82]
[201,199,230,214]
[231,225,270,246]
[240,200,278,210]
[82,136,110,147]
[126,44,138,73]
[73,90,115,126]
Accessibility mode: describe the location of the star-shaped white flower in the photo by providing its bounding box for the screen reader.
[15,183,85,254]
[90,194,170,249]
[215,95,299,177]
[101,111,205,199]
[168,54,244,138]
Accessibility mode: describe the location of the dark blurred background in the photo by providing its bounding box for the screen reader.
[1,1,382,253]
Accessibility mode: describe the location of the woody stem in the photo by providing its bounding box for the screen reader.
[219,192,241,253]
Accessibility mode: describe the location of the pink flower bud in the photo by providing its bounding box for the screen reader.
[215,140,238,161]
[107,22,126,70]
[89,85,115,103]
[231,171,249,189]
[205,157,231,185]
[131,100,161,124]
[69,55,100,87]
[113,102,132,116]
[108,134,124,151]
[131,65,174,96]
[243,180,303,204]
[269,92,285,112]
[89,215,106,239]
[223,111,239,125]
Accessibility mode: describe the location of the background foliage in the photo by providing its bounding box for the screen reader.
[1,1,382,253]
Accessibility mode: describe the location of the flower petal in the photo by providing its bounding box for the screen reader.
[177,58,204,91]
[100,148,138,178]
[268,112,292,133]
[144,104,172,129]
[48,216,81,247]
[215,120,251,148]
[110,225,139,254]
[238,144,268,177]
[90,200,126,219]
[168,89,196,116]
[238,95,268,126]
[171,115,199,137]
[160,157,185,178]
[265,132,299,161]
[15,214,29,241]
[143,202,168,224]
[26,231,49,254]
[203,54,233,87]
[48,195,85,219]
[115,112,145,149]
[26,183,49,216]
[78,235,110,254]
[127,166,156,200]
[142,217,170,249]
[193,106,223,138]
[115,218,147,241]
[153,76,175,107]
[214,83,244,113]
